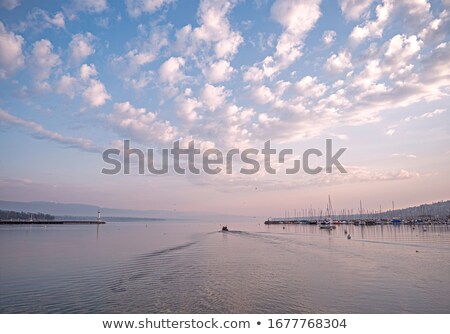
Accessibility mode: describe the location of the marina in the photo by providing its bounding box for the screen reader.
[265,198,450,226]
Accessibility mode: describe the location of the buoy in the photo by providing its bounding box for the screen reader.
[347,234,351,240]
[344,229,348,234]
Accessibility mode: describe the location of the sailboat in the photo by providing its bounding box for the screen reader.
[320,195,336,230]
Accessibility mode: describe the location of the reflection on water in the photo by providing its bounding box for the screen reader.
[0,221,449,313]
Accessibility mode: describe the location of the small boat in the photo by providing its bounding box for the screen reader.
[222,226,229,232]
[319,223,336,230]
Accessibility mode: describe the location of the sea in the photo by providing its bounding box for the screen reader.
[1,220,449,313]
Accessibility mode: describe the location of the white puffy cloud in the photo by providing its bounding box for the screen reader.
[30,39,61,82]
[69,33,95,63]
[295,76,327,98]
[55,63,109,104]
[270,0,321,71]
[349,0,432,46]
[48,11,65,28]
[242,65,265,82]
[322,30,336,47]
[203,60,234,83]
[349,0,393,45]
[175,0,243,60]
[0,21,24,79]
[125,0,173,17]
[200,84,229,111]
[123,50,156,67]
[158,56,185,84]
[214,31,243,59]
[82,79,111,108]
[108,101,177,144]
[384,34,422,66]
[325,49,353,74]
[251,85,275,105]
[80,63,97,80]
[175,91,202,123]
[56,75,78,98]
[244,0,322,80]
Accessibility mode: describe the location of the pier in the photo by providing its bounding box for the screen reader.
[0,220,105,225]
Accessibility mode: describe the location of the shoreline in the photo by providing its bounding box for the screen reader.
[0,220,105,225]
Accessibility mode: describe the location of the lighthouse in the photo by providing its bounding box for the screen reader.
[97,208,101,224]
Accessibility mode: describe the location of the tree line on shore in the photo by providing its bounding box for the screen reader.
[0,210,54,221]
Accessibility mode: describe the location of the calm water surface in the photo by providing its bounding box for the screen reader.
[1,220,449,313]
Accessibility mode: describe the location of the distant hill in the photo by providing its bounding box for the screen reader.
[0,200,251,221]
[386,200,450,219]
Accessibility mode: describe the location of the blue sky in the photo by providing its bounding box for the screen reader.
[0,0,449,215]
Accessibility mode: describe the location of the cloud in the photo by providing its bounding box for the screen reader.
[295,76,327,98]
[69,33,95,63]
[403,108,446,121]
[203,60,234,83]
[349,0,393,45]
[339,0,374,20]
[0,0,20,10]
[384,34,422,70]
[349,0,432,46]
[175,90,202,123]
[243,0,322,80]
[82,79,111,108]
[56,75,78,98]
[331,133,349,141]
[158,56,185,84]
[200,84,230,111]
[174,0,244,69]
[251,85,275,105]
[108,101,177,144]
[242,65,265,82]
[194,0,243,59]
[79,63,97,80]
[0,21,25,79]
[16,8,65,31]
[30,39,61,83]
[125,0,173,17]
[64,0,107,18]
[55,63,109,105]
[0,109,97,151]
[385,128,396,136]
[324,49,353,74]
[391,153,417,158]
[322,30,336,47]
[420,108,446,118]
[197,164,419,192]
[111,26,168,88]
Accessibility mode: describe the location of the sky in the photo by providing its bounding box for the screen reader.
[0,0,449,216]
